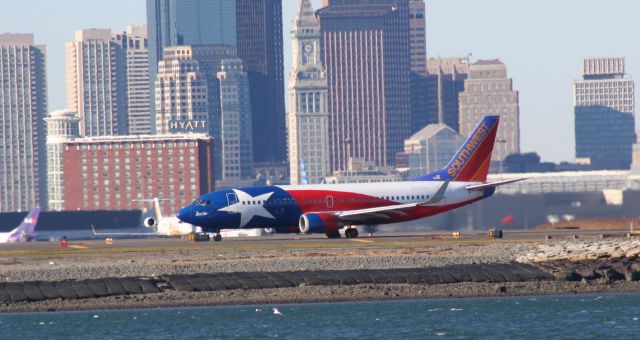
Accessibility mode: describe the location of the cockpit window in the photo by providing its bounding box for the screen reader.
[193,199,211,206]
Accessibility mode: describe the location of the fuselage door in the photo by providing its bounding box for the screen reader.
[326,196,334,208]
[226,193,239,213]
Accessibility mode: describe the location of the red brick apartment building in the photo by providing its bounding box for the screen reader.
[63,134,214,214]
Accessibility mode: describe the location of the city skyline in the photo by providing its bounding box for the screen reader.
[1,0,639,163]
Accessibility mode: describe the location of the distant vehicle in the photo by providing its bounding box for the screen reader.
[0,207,41,243]
[177,116,525,242]
[92,198,196,237]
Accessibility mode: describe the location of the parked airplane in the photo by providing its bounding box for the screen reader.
[92,198,196,237]
[0,207,41,243]
[177,116,524,241]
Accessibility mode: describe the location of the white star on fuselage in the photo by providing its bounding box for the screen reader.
[218,189,275,228]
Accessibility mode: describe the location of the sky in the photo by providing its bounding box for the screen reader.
[1,0,639,163]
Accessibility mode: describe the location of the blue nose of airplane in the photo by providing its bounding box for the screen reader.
[176,207,192,223]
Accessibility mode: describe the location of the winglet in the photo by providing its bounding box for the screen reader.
[91,225,97,235]
[421,181,449,205]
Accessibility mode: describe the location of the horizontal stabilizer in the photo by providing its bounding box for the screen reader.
[91,225,164,237]
[465,178,526,191]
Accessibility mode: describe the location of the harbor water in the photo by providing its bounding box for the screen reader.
[1,293,639,339]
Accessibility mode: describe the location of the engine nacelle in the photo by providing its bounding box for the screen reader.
[143,217,156,228]
[299,213,340,234]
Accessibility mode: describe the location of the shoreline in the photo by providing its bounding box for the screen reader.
[3,280,640,313]
[2,238,640,313]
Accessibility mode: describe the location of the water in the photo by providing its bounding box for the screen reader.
[2,293,640,339]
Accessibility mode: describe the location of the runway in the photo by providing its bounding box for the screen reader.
[0,228,632,254]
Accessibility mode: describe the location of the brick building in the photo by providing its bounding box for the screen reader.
[62,135,214,213]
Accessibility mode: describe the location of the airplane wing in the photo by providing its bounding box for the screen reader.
[333,181,449,222]
[465,178,526,191]
[91,225,167,237]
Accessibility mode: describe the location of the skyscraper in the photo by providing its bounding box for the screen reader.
[44,109,81,211]
[318,0,412,172]
[146,0,237,118]
[408,0,426,75]
[459,59,520,162]
[146,0,286,163]
[425,56,470,132]
[0,34,48,212]
[217,58,254,186]
[154,46,209,135]
[574,57,635,169]
[114,25,151,135]
[236,0,286,163]
[407,0,429,136]
[288,0,330,185]
[65,29,126,136]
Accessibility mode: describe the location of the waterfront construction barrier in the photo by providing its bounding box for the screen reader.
[0,263,551,303]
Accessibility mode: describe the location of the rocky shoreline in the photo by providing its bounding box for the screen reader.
[1,240,640,313]
[4,280,640,313]
[517,239,640,283]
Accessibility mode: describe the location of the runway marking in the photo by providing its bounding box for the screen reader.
[68,245,89,249]
[350,239,374,243]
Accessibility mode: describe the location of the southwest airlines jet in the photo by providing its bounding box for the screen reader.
[177,116,523,241]
[0,207,40,243]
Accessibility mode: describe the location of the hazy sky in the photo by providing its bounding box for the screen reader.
[1,0,638,163]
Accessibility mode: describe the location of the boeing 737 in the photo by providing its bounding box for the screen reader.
[177,116,524,241]
[92,198,196,237]
[0,207,41,243]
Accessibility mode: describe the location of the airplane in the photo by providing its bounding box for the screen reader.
[92,198,196,237]
[0,207,41,243]
[177,115,525,242]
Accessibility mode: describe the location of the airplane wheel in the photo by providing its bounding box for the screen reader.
[213,234,222,242]
[350,228,359,238]
[345,228,359,239]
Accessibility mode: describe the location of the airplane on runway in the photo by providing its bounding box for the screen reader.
[0,207,40,243]
[177,116,525,242]
[92,198,196,237]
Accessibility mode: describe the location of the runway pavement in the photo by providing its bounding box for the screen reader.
[0,228,632,254]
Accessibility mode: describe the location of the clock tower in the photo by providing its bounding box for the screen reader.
[288,0,330,185]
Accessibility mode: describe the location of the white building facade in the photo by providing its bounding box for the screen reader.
[0,34,48,212]
[44,109,81,211]
[65,29,126,137]
[114,25,151,135]
[401,124,465,179]
[154,47,209,135]
[217,58,254,187]
[459,59,520,161]
[287,0,330,185]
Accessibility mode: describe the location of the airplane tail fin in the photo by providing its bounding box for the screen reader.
[133,197,168,220]
[8,207,40,242]
[414,115,500,182]
[153,198,164,220]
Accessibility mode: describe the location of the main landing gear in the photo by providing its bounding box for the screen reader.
[213,232,222,242]
[344,227,359,239]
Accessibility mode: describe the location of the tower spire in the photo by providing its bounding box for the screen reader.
[293,0,318,33]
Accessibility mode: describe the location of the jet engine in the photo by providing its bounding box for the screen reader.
[143,217,156,228]
[299,213,341,237]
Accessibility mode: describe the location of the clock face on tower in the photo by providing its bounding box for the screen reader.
[302,42,314,64]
